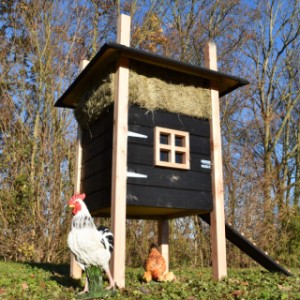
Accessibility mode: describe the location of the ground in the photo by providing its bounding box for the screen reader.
[0,261,299,299]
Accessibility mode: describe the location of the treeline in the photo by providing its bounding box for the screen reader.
[0,0,299,269]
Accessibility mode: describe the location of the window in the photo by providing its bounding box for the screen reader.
[154,127,190,169]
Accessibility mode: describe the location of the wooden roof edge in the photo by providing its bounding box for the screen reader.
[108,42,249,88]
[55,42,249,108]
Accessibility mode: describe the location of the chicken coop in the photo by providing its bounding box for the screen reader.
[55,42,247,218]
[55,15,248,288]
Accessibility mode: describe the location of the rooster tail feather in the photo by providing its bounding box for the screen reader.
[98,226,114,253]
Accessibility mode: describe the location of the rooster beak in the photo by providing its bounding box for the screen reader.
[69,204,75,208]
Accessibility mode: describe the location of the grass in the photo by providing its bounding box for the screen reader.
[0,261,299,299]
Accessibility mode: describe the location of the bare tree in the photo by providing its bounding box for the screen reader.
[0,0,106,262]
[227,0,300,263]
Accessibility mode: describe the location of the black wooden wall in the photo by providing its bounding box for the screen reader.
[80,104,213,218]
[81,106,113,214]
[127,105,212,218]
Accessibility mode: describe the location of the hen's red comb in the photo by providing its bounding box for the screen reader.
[68,193,86,204]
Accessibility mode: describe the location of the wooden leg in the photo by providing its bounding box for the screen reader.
[158,219,169,273]
[204,42,227,280]
[70,254,82,279]
[110,14,131,289]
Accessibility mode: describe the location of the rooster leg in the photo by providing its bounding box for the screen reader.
[104,268,115,290]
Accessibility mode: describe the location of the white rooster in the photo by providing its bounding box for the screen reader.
[67,193,115,293]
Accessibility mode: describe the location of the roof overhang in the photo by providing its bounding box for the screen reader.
[55,42,249,108]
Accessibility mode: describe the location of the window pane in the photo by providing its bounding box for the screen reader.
[160,150,169,162]
[175,152,184,164]
[175,135,184,147]
[160,134,169,144]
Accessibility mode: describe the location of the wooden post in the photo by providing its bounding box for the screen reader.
[158,220,169,273]
[204,42,227,280]
[70,59,90,279]
[110,14,131,289]
[116,14,131,45]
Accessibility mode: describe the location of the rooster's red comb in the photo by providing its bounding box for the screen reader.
[68,193,86,204]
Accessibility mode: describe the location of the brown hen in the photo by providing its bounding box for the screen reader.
[143,243,166,282]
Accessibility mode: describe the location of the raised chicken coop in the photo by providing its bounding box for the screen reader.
[55,15,248,288]
[55,44,247,219]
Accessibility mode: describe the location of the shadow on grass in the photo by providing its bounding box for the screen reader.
[27,262,82,289]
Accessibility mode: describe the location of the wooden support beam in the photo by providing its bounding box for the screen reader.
[70,126,83,279]
[158,220,169,273]
[204,42,227,280]
[116,14,131,46]
[70,59,90,279]
[110,13,131,289]
[111,56,129,289]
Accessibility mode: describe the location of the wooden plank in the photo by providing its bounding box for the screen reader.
[85,185,212,217]
[128,105,210,137]
[126,184,213,211]
[111,58,129,288]
[84,188,111,213]
[111,13,131,289]
[79,59,90,72]
[81,168,112,195]
[128,124,211,155]
[204,42,227,280]
[81,106,114,146]
[127,143,211,172]
[200,214,293,277]
[127,163,212,191]
[92,205,207,219]
[70,59,90,279]
[116,14,131,46]
[158,220,169,273]
[81,148,112,179]
[74,127,83,195]
[82,135,112,164]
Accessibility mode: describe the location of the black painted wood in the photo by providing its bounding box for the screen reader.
[126,106,212,213]
[85,189,111,213]
[127,163,211,191]
[81,106,114,146]
[82,149,112,180]
[128,105,210,137]
[81,106,113,214]
[127,185,212,211]
[81,168,111,195]
[81,104,213,217]
[127,126,210,155]
[127,144,211,173]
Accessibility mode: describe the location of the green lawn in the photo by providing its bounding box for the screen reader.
[0,261,299,299]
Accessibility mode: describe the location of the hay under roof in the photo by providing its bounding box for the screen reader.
[55,42,248,129]
[74,61,212,129]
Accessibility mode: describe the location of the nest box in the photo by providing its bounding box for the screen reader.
[55,42,248,220]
